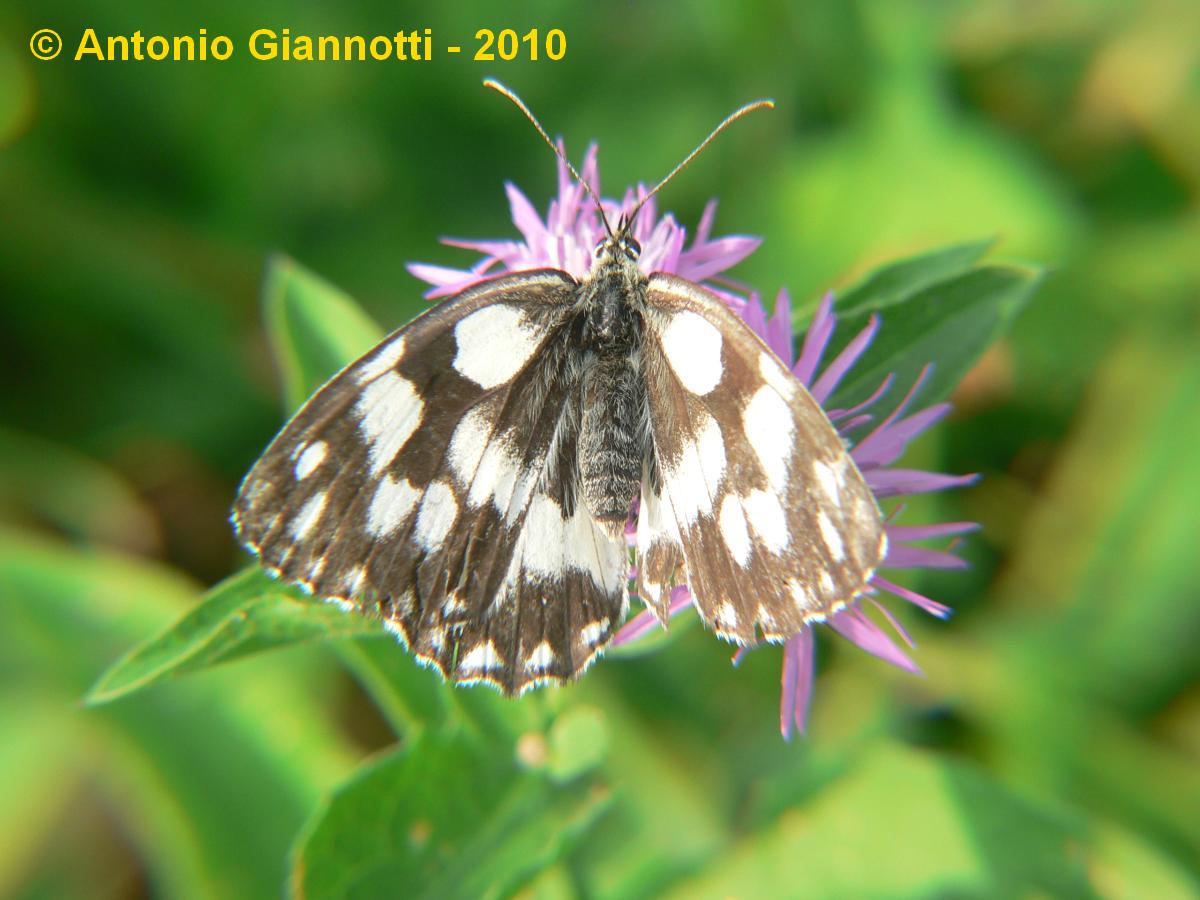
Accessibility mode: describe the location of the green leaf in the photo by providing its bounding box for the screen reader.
[0,530,356,900]
[87,566,381,705]
[263,254,385,409]
[1086,820,1198,899]
[825,262,1042,409]
[834,237,996,316]
[662,742,1088,899]
[292,730,610,900]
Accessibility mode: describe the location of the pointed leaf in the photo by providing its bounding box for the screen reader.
[834,237,996,316]
[825,263,1042,409]
[87,566,380,704]
[263,254,384,410]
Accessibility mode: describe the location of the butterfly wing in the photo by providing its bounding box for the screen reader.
[637,274,886,643]
[234,269,628,694]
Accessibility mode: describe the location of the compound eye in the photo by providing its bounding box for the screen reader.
[624,236,641,259]
[594,239,607,257]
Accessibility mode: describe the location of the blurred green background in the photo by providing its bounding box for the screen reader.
[2,1,1198,897]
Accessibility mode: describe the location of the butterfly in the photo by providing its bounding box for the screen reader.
[233,81,886,695]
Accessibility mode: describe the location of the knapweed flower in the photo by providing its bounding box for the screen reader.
[409,144,978,740]
[408,142,761,304]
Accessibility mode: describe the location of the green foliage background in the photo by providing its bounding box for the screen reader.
[1,1,1198,897]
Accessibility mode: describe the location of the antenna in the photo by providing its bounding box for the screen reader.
[483,78,615,241]
[484,78,775,240]
[629,98,775,225]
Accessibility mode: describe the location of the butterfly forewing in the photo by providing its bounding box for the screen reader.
[234,269,628,694]
[639,274,886,642]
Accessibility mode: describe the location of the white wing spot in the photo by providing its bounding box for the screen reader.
[666,413,726,526]
[819,571,835,595]
[758,351,798,399]
[817,511,846,561]
[381,618,408,645]
[580,619,609,646]
[448,406,494,487]
[520,495,620,591]
[469,438,521,512]
[414,480,459,551]
[504,465,540,526]
[719,494,752,566]
[637,485,683,551]
[661,310,723,395]
[294,441,328,480]
[394,590,416,617]
[356,336,406,384]
[453,305,542,389]
[525,641,556,672]
[345,566,367,595]
[716,601,739,629]
[460,641,503,672]
[813,459,842,507]
[697,413,727,482]
[356,372,423,476]
[743,490,789,554]
[855,493,876,526]
[742,385,794,491]
[290,491,328,541]
[790,579,815,612]
[564,502,624,592]
[521,495,565,578]
[366,475,421,537]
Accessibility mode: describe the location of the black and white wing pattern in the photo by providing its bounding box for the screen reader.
[636,274,886,643]
[234,270,628,695]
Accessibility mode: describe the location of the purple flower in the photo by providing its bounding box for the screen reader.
[408,143,761,305]
[410,144,978,740]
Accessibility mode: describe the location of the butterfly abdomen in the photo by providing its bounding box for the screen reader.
[579,351,647,527]
[576,261,649,529]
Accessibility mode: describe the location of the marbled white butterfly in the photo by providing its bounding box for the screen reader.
[233,81,886,695]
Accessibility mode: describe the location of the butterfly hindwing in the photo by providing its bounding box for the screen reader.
[639,274,886,642]
[234,269,628,694]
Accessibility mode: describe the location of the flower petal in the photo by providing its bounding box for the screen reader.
[694,199,717,244]
[827,372,895,422]
[811,314,880,404]
[780,629,815,740]
[767,288,794,366]
[677,236,762,282]
[852,403,952,468]
[505,182,548,246]
[739,293,770,340]
[865,468,979,497]
[828,607,921,674]
[886,522,980,542]
[793,292,835,387]
[872,575,952,618]
[882,543,969,570]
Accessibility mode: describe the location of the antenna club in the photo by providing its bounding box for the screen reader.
[628,95,776,224]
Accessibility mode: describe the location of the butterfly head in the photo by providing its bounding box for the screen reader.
[595,216,642,265]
